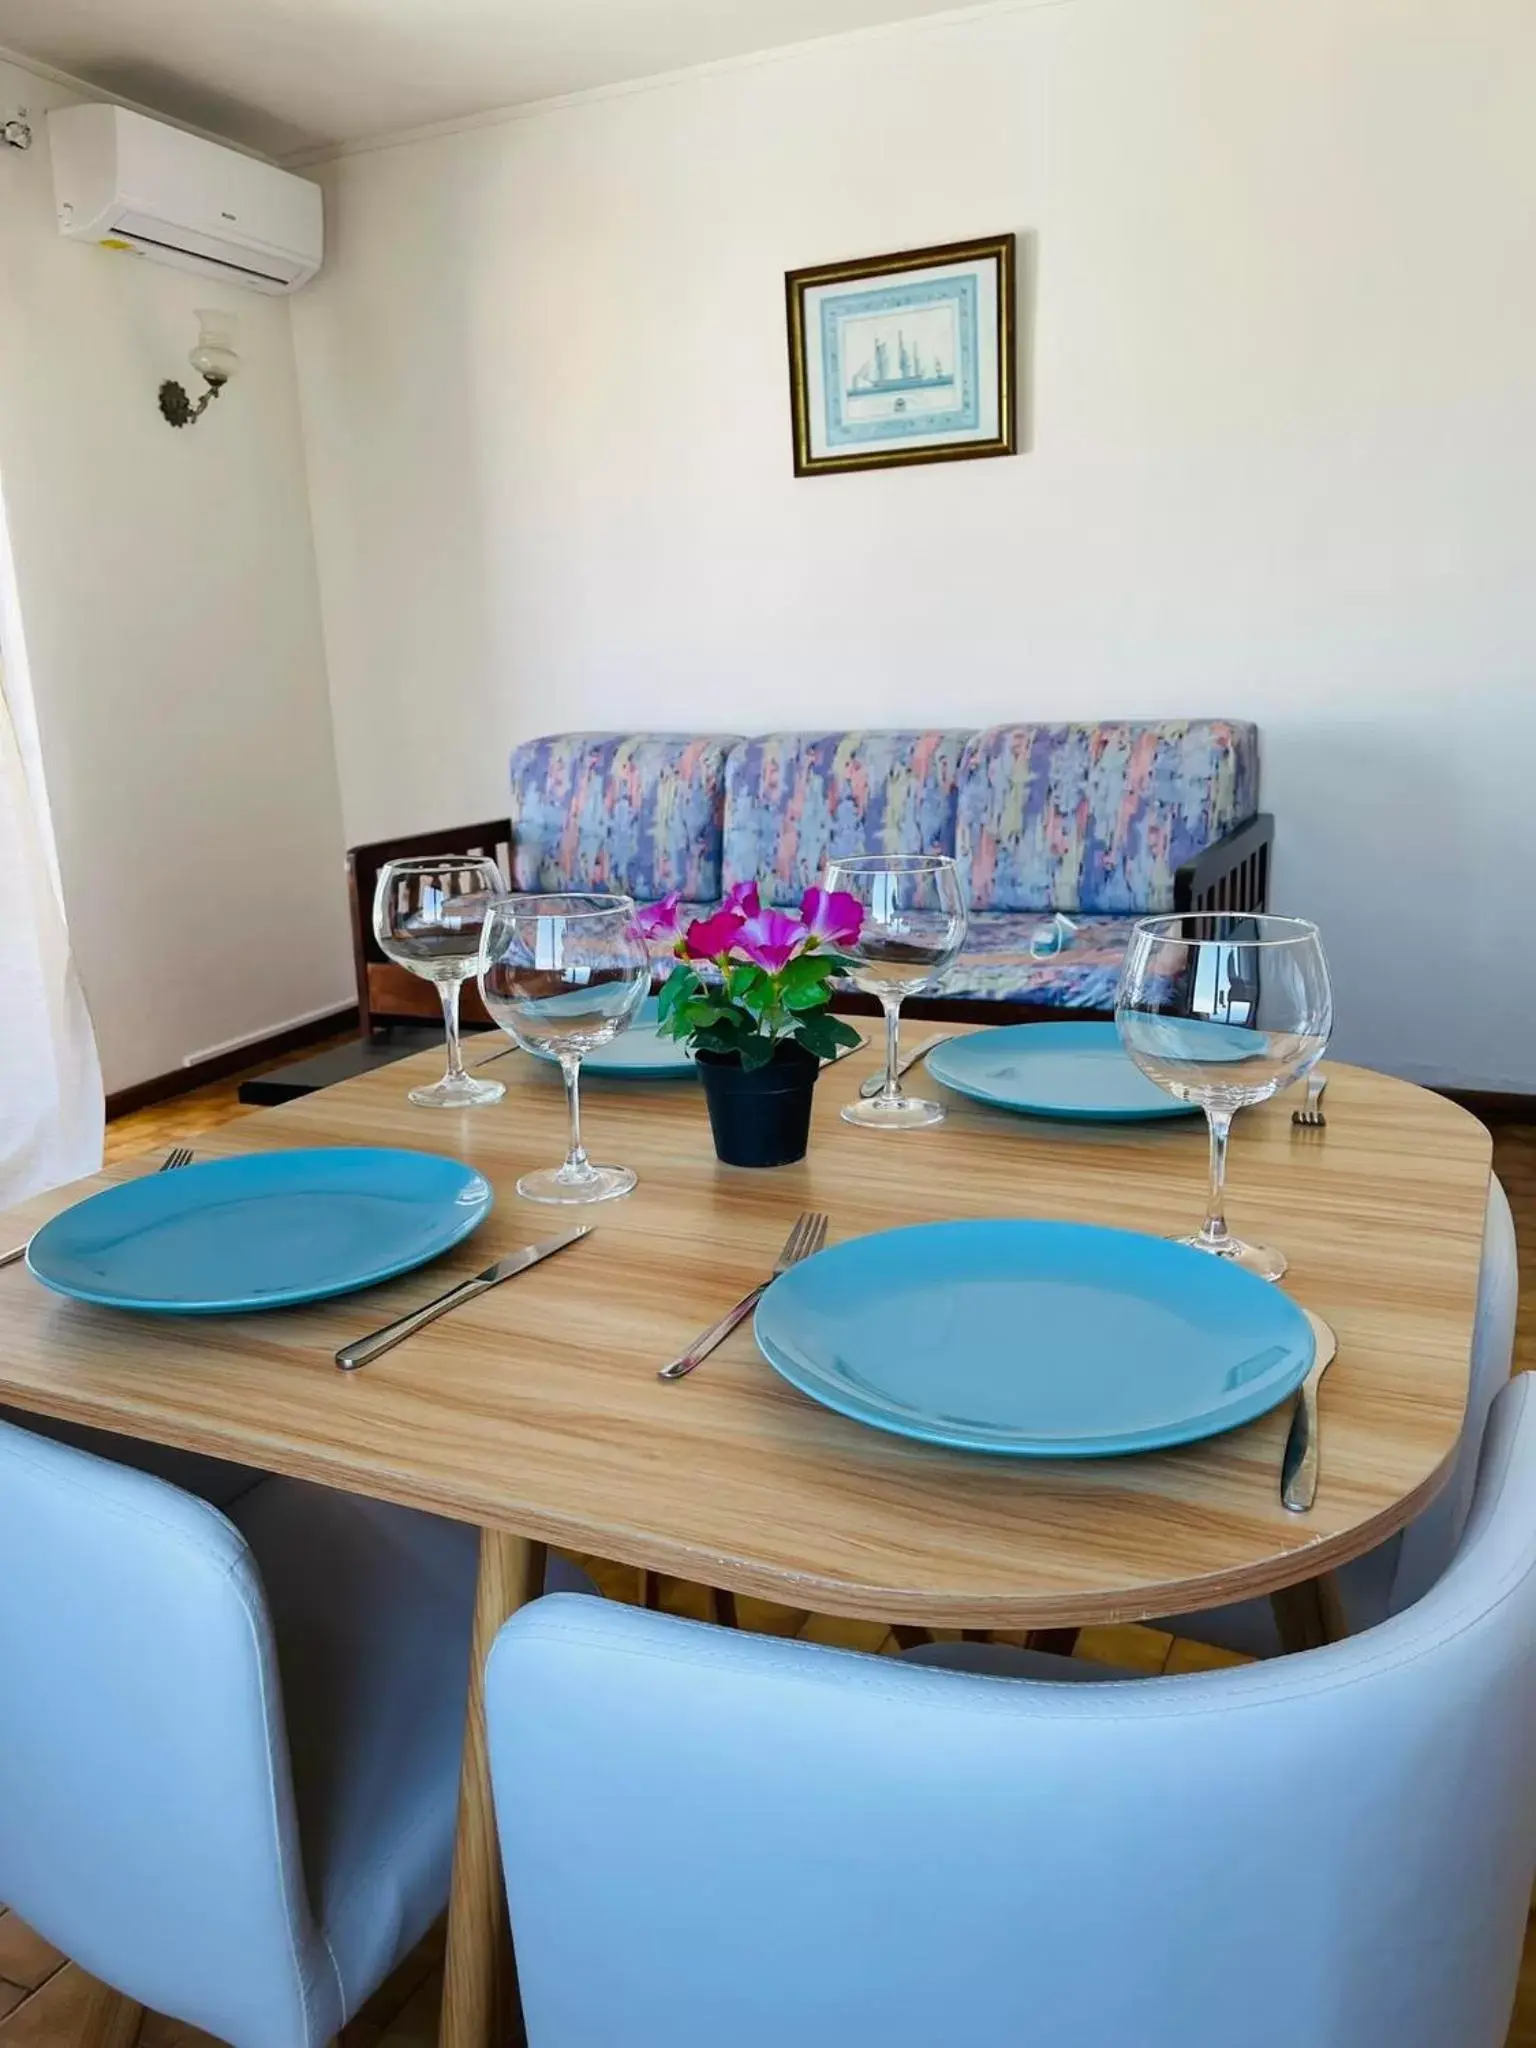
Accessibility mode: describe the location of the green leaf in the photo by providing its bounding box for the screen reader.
[726,962,769,1007]
[739,1034,778,1071]
[693,1018,750,1057]
[791,1014,844,1059]
[782,981,832,1012]
[795,1012,861,1057]
[777,953,838,994]
[655,965,694,1020]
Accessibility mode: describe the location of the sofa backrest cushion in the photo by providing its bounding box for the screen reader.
[721,731,970,906]
[955,721,1259,913]
[509,734,738,901]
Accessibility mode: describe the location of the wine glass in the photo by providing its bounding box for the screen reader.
[1115,913,1333,1280]
[824,854,968,1129]
[478,894,649,1203]
[373,856,507,1110]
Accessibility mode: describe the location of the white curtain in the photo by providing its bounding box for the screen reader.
[0,502,103,1206]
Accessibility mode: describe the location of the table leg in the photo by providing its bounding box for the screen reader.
[439,1531,547,2048]
[1026,1628,1081,1658]
[1270,1572,1347,1653]
[889,1625,931,1651]
[708,1587,739,1629]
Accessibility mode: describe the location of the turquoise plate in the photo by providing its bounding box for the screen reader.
[26,1147,493,1314]
[926,1022,1199,1121]
[529,997,697,1079]
[754,1218,1314,1457]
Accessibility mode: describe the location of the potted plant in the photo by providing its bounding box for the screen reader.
[636,882,864,1166]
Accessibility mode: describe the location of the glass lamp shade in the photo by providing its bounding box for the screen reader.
[189,309,239,385]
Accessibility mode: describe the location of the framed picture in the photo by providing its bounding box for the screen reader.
[785,232,1016,477]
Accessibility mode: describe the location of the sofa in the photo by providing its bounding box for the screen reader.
[347,723,1271,1034]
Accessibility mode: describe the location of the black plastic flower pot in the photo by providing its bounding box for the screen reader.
[695,1042,820,1168]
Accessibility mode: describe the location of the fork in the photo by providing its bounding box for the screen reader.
[1291,1071,1328,1129]
[1,1145,194,1270]
[659,1211,828,1380]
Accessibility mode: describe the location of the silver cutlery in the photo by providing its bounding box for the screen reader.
[1281,1310,1339,1512]
[859,1031,952,1099]
[1291,1070,1328,1129]
[335,1225,593,1371]
[659,1210,828,1381]
[1,1144,195,1270]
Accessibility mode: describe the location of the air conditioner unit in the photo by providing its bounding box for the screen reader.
[48,104,322,295]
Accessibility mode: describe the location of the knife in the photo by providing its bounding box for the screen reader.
[1280,1311,1339,1513]
[334,1226,593,1371]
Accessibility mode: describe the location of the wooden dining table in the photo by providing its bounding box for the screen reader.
[0,1030,1494,2048]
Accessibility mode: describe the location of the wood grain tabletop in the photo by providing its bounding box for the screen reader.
[0,1031,1493,1629]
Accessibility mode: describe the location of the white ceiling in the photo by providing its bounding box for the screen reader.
[0,0,969,158]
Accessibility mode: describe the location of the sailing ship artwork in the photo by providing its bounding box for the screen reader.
[786,233,1017,476]
[844,312,958,418]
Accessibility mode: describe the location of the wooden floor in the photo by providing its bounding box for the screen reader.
[2,1063,1532,2045]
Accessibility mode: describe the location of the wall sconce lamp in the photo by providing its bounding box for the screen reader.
[158,309,240,427]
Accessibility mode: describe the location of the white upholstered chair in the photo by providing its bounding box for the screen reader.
[484,1371,1536,2048]
[0,1415,589,2048]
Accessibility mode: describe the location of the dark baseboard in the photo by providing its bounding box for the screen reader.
[106,1006,360,1121]
[1438,1088,1536,1126]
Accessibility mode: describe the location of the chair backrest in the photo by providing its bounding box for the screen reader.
[955,719,1259,912]
[0,1422,336,2048]
[1390,1171,1520,1610]
[487,1373,1536,2048]
[508,733,738,901]
[718,730,971,905]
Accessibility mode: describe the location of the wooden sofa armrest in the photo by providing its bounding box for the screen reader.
[1173,813,1273,917]
[346,819,513,1037]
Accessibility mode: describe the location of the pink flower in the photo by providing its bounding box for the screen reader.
[723,880,762,918]
[683,906,747,961]
[800,886,863,949]
[737,908,807,974]
[632,891,683,943]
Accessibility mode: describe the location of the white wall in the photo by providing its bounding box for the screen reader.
[291,0,1535,1091]
[0,56,351,1093]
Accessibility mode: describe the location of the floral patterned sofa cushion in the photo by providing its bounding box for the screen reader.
[508,734,739,902]
[955,721,1259,914]
[947,913,1143,1011]
[720,731,971,906]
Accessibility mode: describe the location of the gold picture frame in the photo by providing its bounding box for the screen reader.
[785,232,1016,477]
